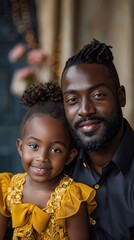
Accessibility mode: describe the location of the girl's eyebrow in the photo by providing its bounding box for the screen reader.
[51,141,66,147]
[27,136,39,141]
[27,136,66,147]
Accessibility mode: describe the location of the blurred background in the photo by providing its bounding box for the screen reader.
[0,0,133,173]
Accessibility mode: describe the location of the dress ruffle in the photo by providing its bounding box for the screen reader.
[56,179,96,220]
[0,172,13,217]
[50,176,97,229]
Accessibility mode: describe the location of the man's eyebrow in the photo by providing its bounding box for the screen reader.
[63,83,107,94]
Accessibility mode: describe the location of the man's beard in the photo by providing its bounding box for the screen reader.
[68,107,123,152]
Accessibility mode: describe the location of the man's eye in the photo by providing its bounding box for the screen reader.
[50,148,61,153]
[92,92,106,100]
[65,96,78,104]
[29,144,38,149]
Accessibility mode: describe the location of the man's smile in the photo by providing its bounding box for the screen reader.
[77,120,101,133]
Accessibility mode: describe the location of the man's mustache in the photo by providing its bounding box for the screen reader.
[74,116,108,130]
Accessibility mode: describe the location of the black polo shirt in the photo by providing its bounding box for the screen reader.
[65,119,134,240]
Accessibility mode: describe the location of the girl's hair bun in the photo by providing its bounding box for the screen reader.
[20,81,63,107]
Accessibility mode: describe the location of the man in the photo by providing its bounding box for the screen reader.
[61,39,134,240]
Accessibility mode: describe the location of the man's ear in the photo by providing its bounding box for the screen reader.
[118,85,126,107]
[65,148,78,165]
[16,138,23,158]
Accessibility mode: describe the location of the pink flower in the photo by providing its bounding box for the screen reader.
[15,66,36,79]
[8,44,28,63]
[27,49,51,66]
[10,66,37,96]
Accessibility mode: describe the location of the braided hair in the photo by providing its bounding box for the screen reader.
[61,39,120,89]
[20,81,66,137]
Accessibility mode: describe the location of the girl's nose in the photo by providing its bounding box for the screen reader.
[36,157,49,163]
[35,150,49,162]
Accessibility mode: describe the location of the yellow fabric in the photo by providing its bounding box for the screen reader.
[56,181,96,219]
[0,172,97,240]
[0,172,13,217]
[12,204,50,233]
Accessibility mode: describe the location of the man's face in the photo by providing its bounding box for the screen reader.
[61,64,124,152]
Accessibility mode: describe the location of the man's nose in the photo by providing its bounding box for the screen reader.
[78,97,96,117]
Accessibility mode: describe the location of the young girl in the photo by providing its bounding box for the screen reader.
[0,81,96,240]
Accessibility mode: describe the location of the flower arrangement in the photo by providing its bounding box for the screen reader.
[8,43,52,96]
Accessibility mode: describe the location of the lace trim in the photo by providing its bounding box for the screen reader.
[45,175,73,214]
[7,173,26,212]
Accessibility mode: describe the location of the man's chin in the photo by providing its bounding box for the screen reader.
[82,140,105,152]
[75,133,99,150]
[78,132,99,143]
[78,133,108,152]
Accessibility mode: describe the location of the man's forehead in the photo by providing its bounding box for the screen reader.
[62,64,112,87]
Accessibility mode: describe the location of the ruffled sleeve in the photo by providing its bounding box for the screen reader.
[0,172,13,217]
[56,179,96,223]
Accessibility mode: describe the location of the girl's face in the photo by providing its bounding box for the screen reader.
[16,115,77,184]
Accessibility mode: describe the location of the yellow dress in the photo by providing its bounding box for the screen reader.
[0,172,96,240]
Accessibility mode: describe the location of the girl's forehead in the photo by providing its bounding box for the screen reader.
[22,115,71,149]
[26,114,61,127]
[24,114,69,137]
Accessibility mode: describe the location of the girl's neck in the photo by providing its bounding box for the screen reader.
[25,173,63,192]
[22,173,64,209]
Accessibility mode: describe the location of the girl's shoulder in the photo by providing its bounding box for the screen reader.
[0,172,26,216]
[0,172,13,183]
[52,175,97,224]
[0,172,27,187]
[0,172,14,202]
[8,172,27,205]
[46,175,96,220]
[11,172,27,186]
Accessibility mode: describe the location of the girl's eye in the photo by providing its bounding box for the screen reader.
[29,144,38,150]
[50,148,61,153]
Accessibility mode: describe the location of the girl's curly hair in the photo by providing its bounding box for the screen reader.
[20,81,63,107]
[20,81,66,137]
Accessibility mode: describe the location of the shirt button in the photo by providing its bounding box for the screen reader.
[92,219,96,225]
[94,184,100,189]
[83,163,87,168]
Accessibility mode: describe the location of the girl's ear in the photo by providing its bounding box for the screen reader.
[65,148,78,165]
[118,85,126,107]
[16,138,23,158]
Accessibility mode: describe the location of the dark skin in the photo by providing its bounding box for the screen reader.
[62,64,126,175]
